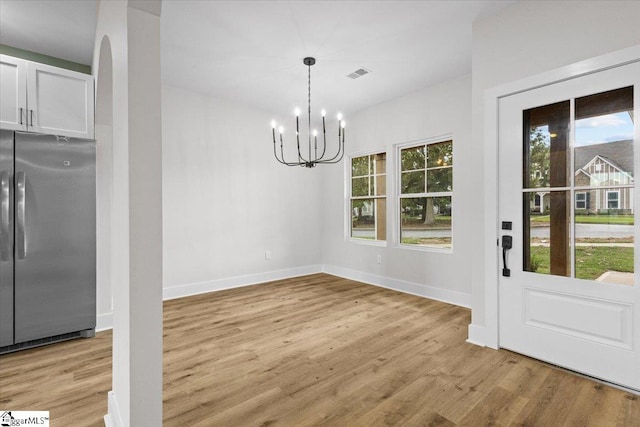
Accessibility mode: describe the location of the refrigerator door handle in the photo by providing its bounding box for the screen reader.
[0,171,9,261]
[16,171,26,259]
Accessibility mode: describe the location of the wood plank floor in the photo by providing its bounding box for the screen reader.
[1,273,638,426]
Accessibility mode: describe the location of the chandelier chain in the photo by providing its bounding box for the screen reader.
[308,63,312,159]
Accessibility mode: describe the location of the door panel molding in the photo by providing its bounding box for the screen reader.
[523,287,632,350]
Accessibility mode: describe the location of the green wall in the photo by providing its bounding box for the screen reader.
[0,44,91,75]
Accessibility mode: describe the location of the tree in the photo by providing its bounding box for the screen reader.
[400,142,452,225]
[528,126,550,188]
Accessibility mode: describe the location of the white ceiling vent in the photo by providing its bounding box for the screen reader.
[347,67,371,79]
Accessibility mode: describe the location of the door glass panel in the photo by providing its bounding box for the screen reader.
[524,191,571,277]
[524,101,570,189]
[574,188,634,282]
[574,87,634,285]
[523,88,635,285]
[523,101,571,277]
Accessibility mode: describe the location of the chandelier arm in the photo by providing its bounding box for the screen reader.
[296,136,309,163]
[322,126,345,162]
[315,141,345,164]
[318,115,327,160]
[273,129,288,165]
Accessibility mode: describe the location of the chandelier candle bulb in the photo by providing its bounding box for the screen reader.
[271,57,345,168]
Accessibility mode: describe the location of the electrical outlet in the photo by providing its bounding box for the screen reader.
[265,250,271,260]
[376,255,382,264]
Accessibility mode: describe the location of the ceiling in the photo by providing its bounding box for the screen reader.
[0,0,513,117]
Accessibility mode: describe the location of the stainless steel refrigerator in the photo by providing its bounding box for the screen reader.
[0,130,96,353]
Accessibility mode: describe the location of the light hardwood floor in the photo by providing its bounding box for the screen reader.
[1,273,638,426]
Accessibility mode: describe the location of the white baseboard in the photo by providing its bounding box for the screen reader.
[162,264,323,301]
[104,391,123,427]
[322,264,471,308]
[97,312,113,332]
[97,264,473,331]
[466,323,486,347]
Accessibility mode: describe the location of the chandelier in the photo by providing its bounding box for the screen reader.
[271,57,345,168]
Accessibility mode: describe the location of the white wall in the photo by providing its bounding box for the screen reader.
[469,1,640,343]
[321,74,472,307]
[161,84,324,295]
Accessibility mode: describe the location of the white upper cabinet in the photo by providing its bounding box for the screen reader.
[0,56,28,131]
[0,55,94,139]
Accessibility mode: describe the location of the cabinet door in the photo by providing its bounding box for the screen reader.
[27,62,94,139]
[0,55,27,131]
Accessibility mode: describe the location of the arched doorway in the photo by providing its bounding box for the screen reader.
[95,35,114,329]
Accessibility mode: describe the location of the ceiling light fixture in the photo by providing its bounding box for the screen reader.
[271,57,345,168]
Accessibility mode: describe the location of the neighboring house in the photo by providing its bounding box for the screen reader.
[574,140,634,214]
[530,140,634,214]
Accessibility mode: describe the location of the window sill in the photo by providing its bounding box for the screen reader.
[395,243,453,254]
[347,237,387,247]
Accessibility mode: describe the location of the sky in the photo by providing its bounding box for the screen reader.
[575,111,634,147]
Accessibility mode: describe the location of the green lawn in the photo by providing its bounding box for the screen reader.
[401,237,451,246]
[531,215,634,225]
[529,246,634,280]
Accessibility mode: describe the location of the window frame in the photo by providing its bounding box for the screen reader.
[347,150,387,245]
[396,136,454,252]
[575,191,587,209]
[606,190,620,210]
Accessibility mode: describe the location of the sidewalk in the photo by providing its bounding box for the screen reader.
[595,271,635,285]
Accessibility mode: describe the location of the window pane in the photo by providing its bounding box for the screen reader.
[575,87,633,188]
[375,153,387,174]
[351,199,375,240]
[524,191,570,277]
[401,146,425,171]
[401,171,425,194]
[524,101,570,189]
[426,141,453,168]
[375,173,386,196]
[376,198,386,241]
[352,177,369,197]
[400,197,452,248]
[352,155,369,177]
[427,168,452,192]
[574,193,634,283]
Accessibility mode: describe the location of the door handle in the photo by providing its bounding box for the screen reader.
[16,171,26,259]
[19,107,24,125]
[0,171,9,261]
[30,110,34,127]
[502,235,512,277]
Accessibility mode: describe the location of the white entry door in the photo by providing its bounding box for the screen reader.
[498,60,640,391]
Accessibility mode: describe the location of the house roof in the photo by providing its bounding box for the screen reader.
[574,140,633,175]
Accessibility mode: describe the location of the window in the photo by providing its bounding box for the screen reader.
[399,139,453,249]
[575,192,587,209]
[606,190,619,209]
[350,152,386,241]
[534,194,541,208]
